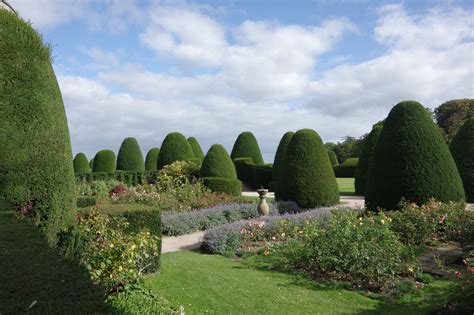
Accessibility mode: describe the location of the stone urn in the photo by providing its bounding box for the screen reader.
[257,189,269,216]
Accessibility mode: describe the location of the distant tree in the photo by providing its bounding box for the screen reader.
[434,99,474,143]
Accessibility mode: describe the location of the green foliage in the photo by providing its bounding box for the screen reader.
[76,179,118,197]
[0,10,76,243]
[92,150,116,173]
[279,210,411,290]
[103,206,162,240]
[233,157,254,188]
[77,171,153,187]
[327,136,365,162]
[89,159,94,169]
[252,164,273,189]
[365,101,465,211]
[450,119,474,202]
[145,147,160,171]
[201,144,238,179]
[333,157,359,178]
[116,137,145,171]
[230,131,265,165]
[273,132,294,200]
[327,150,339,166]
[435,99,474,143]
[355,125,383,195]
[187,137,205,160]
[157,132,194,169]
[202,178,242,197]
[76,196,97,208]
[73,153,91,174]
[286,129,339,207]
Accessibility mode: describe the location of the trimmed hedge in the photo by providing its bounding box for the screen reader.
[286,129,339,208]
[233,157,254,188]
[92,150,116,173]
[187,137,205,161]
[74,153,91,174]
[89,159,94,170]
[0,10,76,242]
[450,119,474,202]
[145,148,160,171]
[273,132,294,200]
[252,164,273,189]
[230,131,265,165]
[116,137,145,171]
[333,158,359,178]
[327,150,338,166]
[76,170,156,187]
[355,125,383,195]
[157,132,194,169]
[366,101,465,211]
[201,144,241,196]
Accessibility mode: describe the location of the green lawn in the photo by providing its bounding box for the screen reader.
[0,200,112,314]
[337,177,356,196]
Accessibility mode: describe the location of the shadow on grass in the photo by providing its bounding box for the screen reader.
[0,206,114,313]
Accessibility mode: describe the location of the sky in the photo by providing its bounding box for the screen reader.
[7,0,474,163]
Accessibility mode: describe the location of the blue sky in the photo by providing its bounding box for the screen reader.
[7,0,474,162]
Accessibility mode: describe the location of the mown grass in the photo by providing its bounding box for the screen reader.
[337,177,356,196]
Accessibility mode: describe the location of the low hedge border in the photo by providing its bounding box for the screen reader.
[202,177,242,197]
[76,170,159,186]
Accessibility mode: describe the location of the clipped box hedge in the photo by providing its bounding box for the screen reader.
[333,158,359,178]
[233,158,273,190]
[202,177,242,197]
[76,170,159,186]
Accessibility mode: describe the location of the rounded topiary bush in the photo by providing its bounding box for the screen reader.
[73,153,91,174]
[355,125,383,195]
[89,159,94,170]
[187,137,205,161]
[286,129,339,207]
[230,131,264,165]
[0,10,76,242]
[365,101,465,211]
[273,132,294,200]
[327,150,338,166]
[450,118,474,202]
[92,150,116,173]
[157,132,194,170]
[116,137,145,171]
[145,147,160,171]
[201,144,242,196]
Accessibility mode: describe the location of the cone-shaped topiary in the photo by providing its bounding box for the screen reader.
[73,153,91,174]
[145,147,160,171]
[366,101,465,211]
[286,129,339,207]
[355,125,383,195]
[0,10,76,242]
[116,137,145,171]
[89,159,94,170]
[450,119,474,202]
[201,144,242,196]
[230,131,265,165]
[187,137,205,161]
[92,150,116,172]
[273,132,294,200]
[327,150,338,166]
[157,132,194,169]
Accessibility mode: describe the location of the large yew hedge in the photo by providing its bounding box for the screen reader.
[116,137,145,171]
[365,101,465,211]
[450,119,474,202]
[157,132,194,169]
[187,137,205,161]
[230,131,264,165]
[73,153,91,174]
[145,147,160,171]
[272,131,294,200]
[355,125,383,195]
[0,10,76,242]
[92,150,116,173]
[286,129,339,208]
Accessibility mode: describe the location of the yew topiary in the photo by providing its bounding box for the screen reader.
[73,153,91,174]
[450,119,474,202]
[92,150,116,173]
[145,147,160,171]
[187,137,205,161]
[355,125,383,195]
[327,150,338,166]
[156,132,194,170]
[0,9,76,242]
[273,132,294,200]
[365,101,465,211]
[116,137,145,171]
[286,129,339,207]
[201,144,242,196]
[230,131,264,165]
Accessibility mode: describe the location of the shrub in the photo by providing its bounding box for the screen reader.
[93,150,116,173]
[355,125,383,195]
[157,132,194,169]
[327,150,338,166]
[230,131,265,165]
[116,137,145,171]
[76,196,98,208]
[450,119,474,202]
[252,164,273,189]
[0,10,76,243]
[187,137,205,161]
[233,157,255,188]
[76,179,118,197]
[201,221,246,256]
[201,144,242,196]
[333,158,359,178]
[365,101,465,211]
[286,129,339,207]
[89,159,94,170]
[145,147,160,171]
[273,132,294,200]
[77,170,154,187]
[73,153,91,174]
